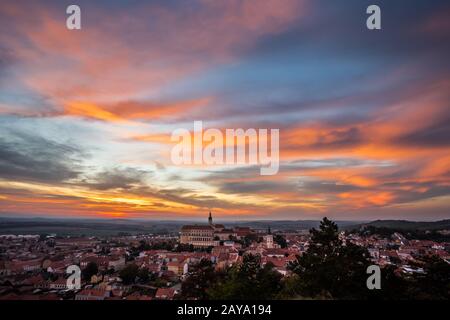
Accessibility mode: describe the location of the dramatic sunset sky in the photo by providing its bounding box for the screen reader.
[0,0,449,220]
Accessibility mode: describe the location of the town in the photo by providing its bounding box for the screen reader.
[0,213,449,300]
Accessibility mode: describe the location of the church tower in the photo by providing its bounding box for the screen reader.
[208,211,213,226]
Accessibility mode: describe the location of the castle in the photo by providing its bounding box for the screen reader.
[179,212,253,247]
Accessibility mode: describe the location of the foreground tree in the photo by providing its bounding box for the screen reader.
[408,255,450,300]
[119,263,139,285]
[274,234,287,248]
[82,262,98,281]
[208,254,282,300]
[137,267,150,284]
[181,259,220,299]
[288,217,371,299]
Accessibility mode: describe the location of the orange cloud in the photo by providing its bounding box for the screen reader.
[65,102,125,122]
[63,98,210,122]
[339,191,395,208]
[0,1,306,105]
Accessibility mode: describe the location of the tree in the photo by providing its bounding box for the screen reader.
[288,217,371,299]
[181,259,220,299]
[208,254,282,300]
[119,263,139,285]
[256,262,283,298]
[175,243,194,252]
[242,234,259,247]
[82,262,98,281]
[274,235,287,248]
[409,255,450,300]
[137,267,150,284]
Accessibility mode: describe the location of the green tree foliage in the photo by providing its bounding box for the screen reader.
[242,234,259,247]
[288,217,371,299]
[274,234,287,248]
[137,267,150,284]
[177,217,449,300]
[358,226,450,242]
[181,259,220,299]
[119,263,139,285]
[408,255,450,300]
[175,243,195,252]
[208,254,282,300]
[82,262,98,280]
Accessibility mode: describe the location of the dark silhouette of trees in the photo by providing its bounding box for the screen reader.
[407,255,450,300]
[181,259,220,299]
[274,234,287,248]
[137,267,150,284]
[208,254,282,300]
[82,262,98,281]
[288,217,371,299]
[176,217,449,300]
[119,263,139,285]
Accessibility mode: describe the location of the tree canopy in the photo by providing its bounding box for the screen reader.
[288,217,372,299]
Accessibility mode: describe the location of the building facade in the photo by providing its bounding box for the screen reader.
[180,212,224,247]
[180,212,256,247]
[180,225,215,247]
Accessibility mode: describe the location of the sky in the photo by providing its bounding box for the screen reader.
[0,0,449,221]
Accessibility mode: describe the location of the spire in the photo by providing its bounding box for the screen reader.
[208,211,213,226]
[267,226,271,235]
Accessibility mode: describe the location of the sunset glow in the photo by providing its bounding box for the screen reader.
[0,0,449,220]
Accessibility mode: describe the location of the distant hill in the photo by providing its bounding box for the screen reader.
[222,220,362,231]
[0,217,188,237]
[0,217,448,237]
[346,219,450,231]
[0,217,362,236]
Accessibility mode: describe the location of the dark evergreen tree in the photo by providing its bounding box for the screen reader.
[119,263,139,285]
[288,217,371,299]
[208,254,282,300]
[82,262,98,281]
[181,259,220,299]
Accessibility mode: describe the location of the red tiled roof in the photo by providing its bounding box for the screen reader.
[155,288,175,299]
[51,277,67,285]
[264,257,287,268]
[77,289,108,297]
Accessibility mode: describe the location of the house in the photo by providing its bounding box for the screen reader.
[215,230,237,241]
[368,248,380,260]
[233,227,253,239]
[263,234,275,249]
[23,274,49,289]
[180,212,241,247]
[155,288,176,300]
[180,225,215,247]
[401,265,425,275]
[108,256,126,271]
[264,248,289,258]
[263,257,289,276]
[75,289,110,300]
[124,292,152,300]
[80,256,109,270]
[46,260,69,273]
[397,250,414,261]
[167,260,188,276]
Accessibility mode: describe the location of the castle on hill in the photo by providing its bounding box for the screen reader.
[179,212,255,247]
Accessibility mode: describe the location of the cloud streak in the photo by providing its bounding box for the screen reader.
[0,0,448,220]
